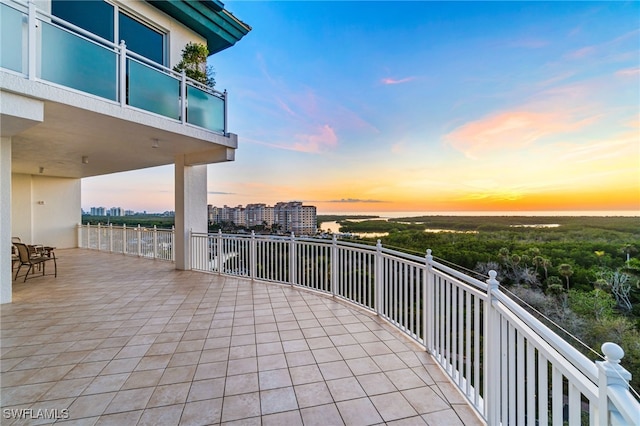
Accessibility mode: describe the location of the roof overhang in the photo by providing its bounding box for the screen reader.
[148,0,251,55]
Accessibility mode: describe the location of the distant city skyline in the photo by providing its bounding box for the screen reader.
[82,1,640,214]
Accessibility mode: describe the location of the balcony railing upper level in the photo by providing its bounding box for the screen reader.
[1,0,227,135]
[78,224,640,425]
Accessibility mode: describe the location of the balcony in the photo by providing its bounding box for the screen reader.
[71,225,640,424]
[2,248,482,425]
[1,0,237,180]
[1,0,227,135]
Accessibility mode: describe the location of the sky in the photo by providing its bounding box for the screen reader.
[82,1,640,214]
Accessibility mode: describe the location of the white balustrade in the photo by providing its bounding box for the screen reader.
[78,223,174,261]
[78,225,640,424]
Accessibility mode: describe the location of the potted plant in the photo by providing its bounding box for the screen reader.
[174,42,217,128]
[173,42,215,88]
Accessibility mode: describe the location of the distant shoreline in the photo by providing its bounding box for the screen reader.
[318,210,639,218]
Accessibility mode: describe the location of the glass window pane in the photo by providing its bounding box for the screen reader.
[1,2,25,73]
[128,59,179,119]
[187,86,225,133]
[40,21,117,101]
[51,0,114,42]
[119,13,163,65]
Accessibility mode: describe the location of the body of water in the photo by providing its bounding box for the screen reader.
[320,210,639,218]
[319,210,638,236]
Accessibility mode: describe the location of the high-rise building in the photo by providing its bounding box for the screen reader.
[210,201,316,235]
[274,201,317,235]
[90,207,106,216]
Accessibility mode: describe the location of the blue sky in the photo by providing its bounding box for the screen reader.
[83,1,640,214]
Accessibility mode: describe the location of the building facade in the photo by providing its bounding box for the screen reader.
[209,202,317,235]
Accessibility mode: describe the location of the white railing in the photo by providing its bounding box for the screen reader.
[78,225,639,425]
[78,224,174,262]
[191,231,639,425]
[0,0,228,134]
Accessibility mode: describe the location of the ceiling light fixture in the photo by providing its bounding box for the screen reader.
[82,156,89,164]
[152,138,160,149]
[39,167,44,174]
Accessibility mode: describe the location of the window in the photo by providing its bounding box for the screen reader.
[51,0,114,42]
[119,12,164,65]
[51,0,165,65]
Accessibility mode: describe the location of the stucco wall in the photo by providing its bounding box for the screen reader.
[11,173,80,248]
[10,173,32,242]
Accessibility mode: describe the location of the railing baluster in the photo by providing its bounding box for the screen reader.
[486,271,499,425]
[28,0,36,80]
[508,322,516,424]
[451,282,457,378]
[425,250,434,353]
[473,293,480,406]
[527,341,536,426]
[119,41,126,106]
[153,225,158,259]
[552,367,563,424]
[539,353,549,425]
[217,230,222,274]
[374,240,381,315]
[122,224,127,254]
[517,331,525,425]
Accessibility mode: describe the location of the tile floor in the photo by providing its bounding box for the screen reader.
[1,249,484,425]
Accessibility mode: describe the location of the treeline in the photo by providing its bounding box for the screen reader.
[82,215,174,229]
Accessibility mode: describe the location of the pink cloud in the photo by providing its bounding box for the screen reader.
[444,111,594,159]
[615,67,640,77]
[381,77,415,85]
[276,97,297,117]
[565,45,595,59]
[292,124,338,153]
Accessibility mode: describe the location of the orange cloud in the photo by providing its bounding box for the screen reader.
[444,110,595,159]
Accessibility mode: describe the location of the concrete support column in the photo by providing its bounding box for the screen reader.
[174,156,208,270]
[1,137,12,304]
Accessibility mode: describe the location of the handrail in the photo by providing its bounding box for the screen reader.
[78,226,640,422]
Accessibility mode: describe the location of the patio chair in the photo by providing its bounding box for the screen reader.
[12,237,44,259]
[13,242,57,282]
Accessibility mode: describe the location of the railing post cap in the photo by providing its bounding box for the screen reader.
[332,234,337,242]
[487,270,499,290]
[426,249,432,260]
[598,341,632,386]
[602,342,624,363]
[376,239,382,248]
[251,230,255,236]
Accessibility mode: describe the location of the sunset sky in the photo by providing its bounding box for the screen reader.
[82,1,640,214]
